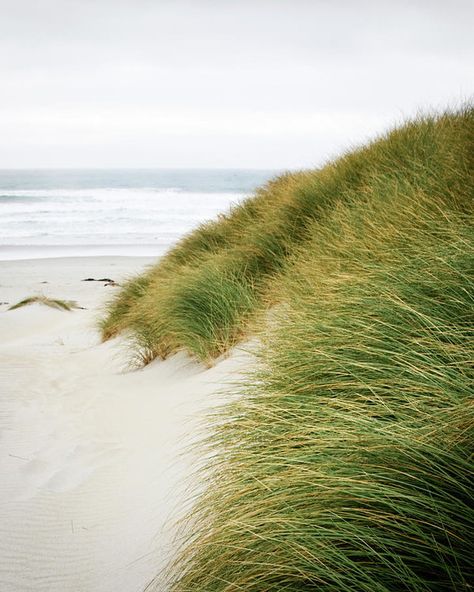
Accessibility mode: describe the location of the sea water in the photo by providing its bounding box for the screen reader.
[0,169,277,260]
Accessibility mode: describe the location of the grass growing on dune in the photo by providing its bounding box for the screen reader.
[105,105,473,589]
[100,172,310,360]
[165,190,473,591]
[102,107,473,366]
[8,295,78,311]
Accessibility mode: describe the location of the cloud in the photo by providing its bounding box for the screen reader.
[0,0,472,167]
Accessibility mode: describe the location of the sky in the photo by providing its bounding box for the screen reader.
[0,0,472,169]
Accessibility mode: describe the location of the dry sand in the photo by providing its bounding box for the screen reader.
[0,257,251,592]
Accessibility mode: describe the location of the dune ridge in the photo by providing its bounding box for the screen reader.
[104,107,474,590]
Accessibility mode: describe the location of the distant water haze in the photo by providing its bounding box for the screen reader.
[0,169,277,260]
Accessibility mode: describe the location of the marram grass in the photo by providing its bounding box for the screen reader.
[105,106,473,590]
[9,295,78,311]
[163,207,473,591]
[102,107,473,366]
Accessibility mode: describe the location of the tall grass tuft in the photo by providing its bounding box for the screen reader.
[9,295,79,311]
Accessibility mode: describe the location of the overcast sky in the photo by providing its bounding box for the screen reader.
[0,0,472,169]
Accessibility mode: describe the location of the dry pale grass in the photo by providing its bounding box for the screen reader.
[8,295,79,311]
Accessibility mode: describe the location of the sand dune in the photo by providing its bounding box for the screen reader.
[0,257,250,591]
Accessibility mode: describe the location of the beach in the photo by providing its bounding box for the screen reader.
[0,109,472,591]
[1,0,471,587]
[0,256,250,591]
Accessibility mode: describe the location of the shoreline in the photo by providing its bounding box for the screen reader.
[0,245,166,261]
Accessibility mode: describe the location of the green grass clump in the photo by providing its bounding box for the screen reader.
[104,105,473,589]
[102,107,473,366]
[165,195,473,591]
[100,172,310,357]
[8,295,78,311]
[100,272,153,339]
[128,255,260,365]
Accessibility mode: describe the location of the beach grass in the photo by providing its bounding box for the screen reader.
[104,105,474,590]
[165,188,473,592]
[8,295,78,311]
[102,107,473,366]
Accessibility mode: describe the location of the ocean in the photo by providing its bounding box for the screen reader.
[0,169,277,260]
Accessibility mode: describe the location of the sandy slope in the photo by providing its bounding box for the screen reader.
[0,257,250,592]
